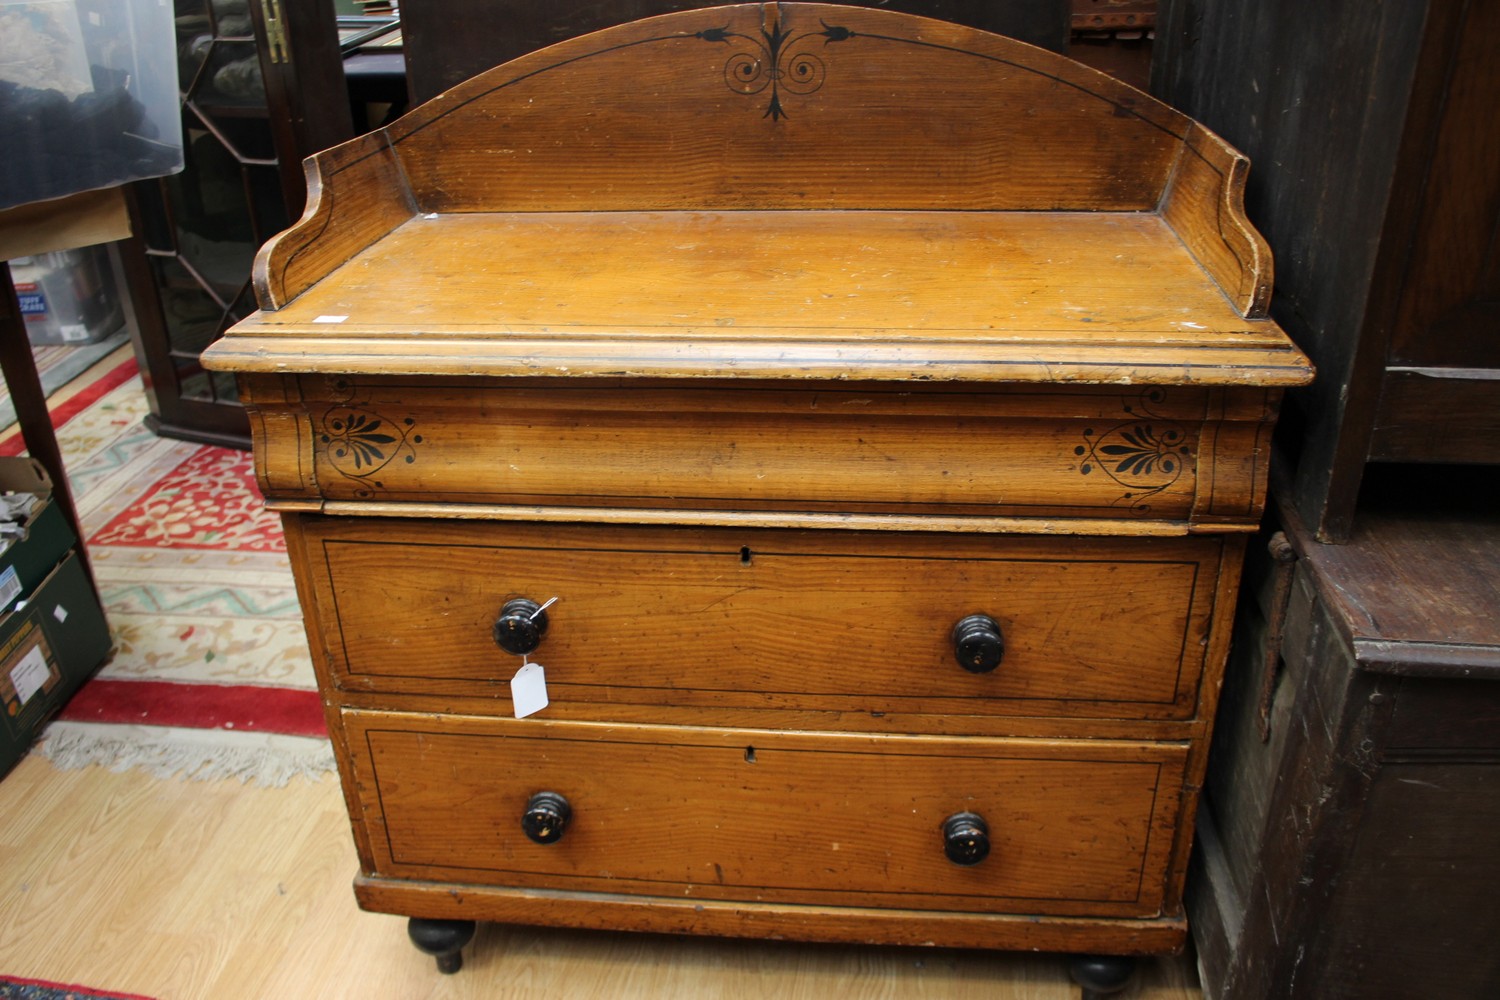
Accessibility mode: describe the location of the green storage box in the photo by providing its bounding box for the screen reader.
[0,550,111,777]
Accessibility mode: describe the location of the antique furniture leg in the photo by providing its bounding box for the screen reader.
[1068,954,1137,998]
[407,917,476,974]
[0,261,92,584]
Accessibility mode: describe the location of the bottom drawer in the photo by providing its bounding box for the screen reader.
[344,711,1187,918]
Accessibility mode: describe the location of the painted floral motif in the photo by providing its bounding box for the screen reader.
[1082,423,1187,479]
[1076,392,1192,511]
[701,17,855,120]
[320,406,421,492]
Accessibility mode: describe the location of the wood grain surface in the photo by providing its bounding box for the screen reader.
[236,374,1283,531]
[217,210,1310,386]
[202,1,1307,368]
[345,713,1186,918]
[296,517,1222,719]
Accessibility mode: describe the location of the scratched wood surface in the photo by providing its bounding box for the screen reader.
[239,211,1273,347]
[214,208,1308,384]
[344,713,1186,918]
[297,516,1221,720]
[238,374,1281,531]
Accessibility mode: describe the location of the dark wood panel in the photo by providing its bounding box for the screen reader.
[1314,760,1500,999]
[1371,371,1500,466]
[1385,0,1500,369]
[247,0,356,219]
[1197,524,1300,907]
[1152,0,1429,539]
[401,0,1070,104]
[1284,464,1500,664]
[1388,680,1500,750]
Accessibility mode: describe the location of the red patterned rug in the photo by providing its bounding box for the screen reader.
[2,347,331,784]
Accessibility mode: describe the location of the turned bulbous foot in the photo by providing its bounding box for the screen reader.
[407,917,477,974]
[1068,953,1137,999]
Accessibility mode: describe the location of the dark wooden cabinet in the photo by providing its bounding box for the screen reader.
[1154,6,1500,995]
[117,0,356,448]
[1191,470,1500,1000]
[1153,0,1500,543]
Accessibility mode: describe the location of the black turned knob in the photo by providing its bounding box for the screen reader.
[952,614,1005,674]
[521,791,571,844]
[494,597,549,655]
[942,811,990,866]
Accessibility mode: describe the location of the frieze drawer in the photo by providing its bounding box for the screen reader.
[242,376,1281,528]
[295,517,1235,721]
[344,710,1188,919]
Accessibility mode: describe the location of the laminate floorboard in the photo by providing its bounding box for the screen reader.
[0,755,1201,999]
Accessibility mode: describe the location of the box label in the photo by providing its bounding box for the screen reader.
[2,622,62,738]
[9,646,49,707]
[15,284,46,317]
[0,565,20,610]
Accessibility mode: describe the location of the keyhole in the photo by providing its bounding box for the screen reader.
[744,746,757,763]
[739,546,752,566]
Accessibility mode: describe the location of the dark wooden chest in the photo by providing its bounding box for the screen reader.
[1191,469,1500,1000]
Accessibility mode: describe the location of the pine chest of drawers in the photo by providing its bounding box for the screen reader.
[202,2,1312,986]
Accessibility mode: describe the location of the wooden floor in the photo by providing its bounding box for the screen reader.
[0,754,1202,999]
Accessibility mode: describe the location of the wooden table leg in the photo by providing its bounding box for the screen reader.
[0,259,94,586]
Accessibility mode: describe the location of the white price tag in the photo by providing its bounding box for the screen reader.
[10,646,50,706]
[510,662,549,719]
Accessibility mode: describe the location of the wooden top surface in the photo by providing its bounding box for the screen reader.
[215,208,1311,385]
[204,3,1311,387]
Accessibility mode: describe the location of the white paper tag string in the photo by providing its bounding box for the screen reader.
[510,661,549,719]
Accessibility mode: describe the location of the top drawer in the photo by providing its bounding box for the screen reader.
[244,377,1280,529]
[294,517,1230,723]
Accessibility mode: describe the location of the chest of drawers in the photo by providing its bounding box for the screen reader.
[202,3,1311,989]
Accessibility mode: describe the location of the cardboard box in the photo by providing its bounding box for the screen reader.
[0,458,75,613]
[0,549,111,777]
